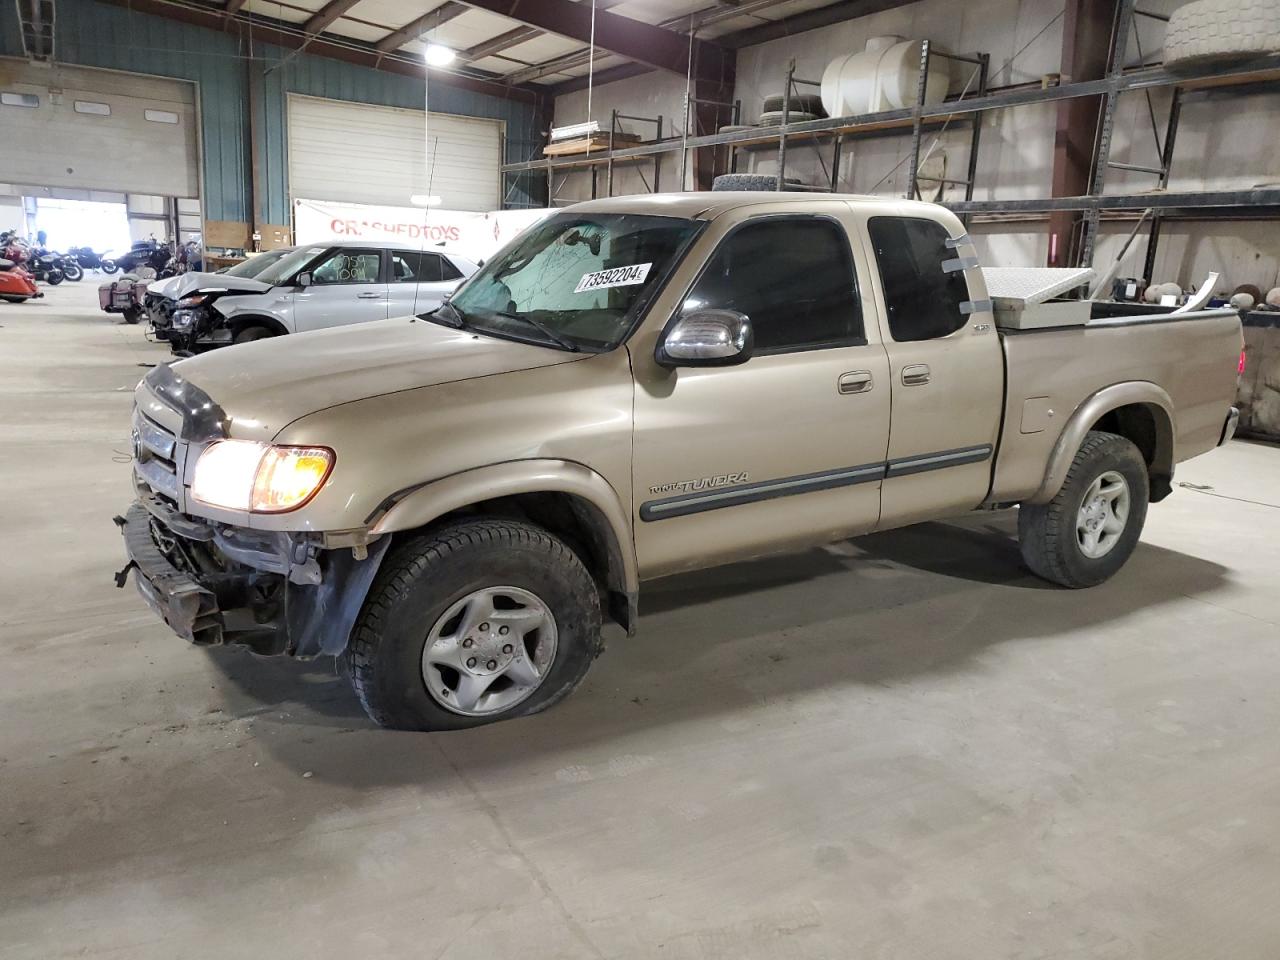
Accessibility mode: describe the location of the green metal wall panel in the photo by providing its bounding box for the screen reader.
[44,0,250,222]
[25,0,542,226]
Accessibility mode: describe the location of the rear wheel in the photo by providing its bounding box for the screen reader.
[343,518,603,731]
[122,305,142,324]
[62,261,83,282]
[101,259,119,275]
[1,295,30,304]
[44,269,64,286]
[1018,431,1149,587]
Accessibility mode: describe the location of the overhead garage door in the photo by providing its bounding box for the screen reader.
[287,93,501,211]
[0,58,198,198]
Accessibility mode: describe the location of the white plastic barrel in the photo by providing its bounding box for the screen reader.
[820,37,951,119]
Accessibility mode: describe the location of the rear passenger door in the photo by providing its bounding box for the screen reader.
[386,249,464,317]
[864,215,1004,527]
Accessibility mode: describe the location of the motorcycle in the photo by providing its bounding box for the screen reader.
[110,238,172,276]
[57,253,84,282]
[32,247,82,282]
[27,250,66,285]
[0,255,41,303]
[68,246,112,273]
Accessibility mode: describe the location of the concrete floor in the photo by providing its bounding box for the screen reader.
[2,281,1279,960]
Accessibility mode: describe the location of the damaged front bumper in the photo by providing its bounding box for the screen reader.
[115,498,389,658]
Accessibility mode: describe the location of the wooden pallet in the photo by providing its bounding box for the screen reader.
[543,132,643,157]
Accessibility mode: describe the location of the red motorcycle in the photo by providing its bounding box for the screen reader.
[0,232,41,303]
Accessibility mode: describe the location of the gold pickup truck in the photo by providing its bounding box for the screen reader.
[117,193,1243,731]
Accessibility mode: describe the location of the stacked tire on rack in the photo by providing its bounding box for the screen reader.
[757,93,826,126]
[1163,0,1280,67]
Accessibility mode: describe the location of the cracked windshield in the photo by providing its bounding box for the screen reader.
[440,213,700,350]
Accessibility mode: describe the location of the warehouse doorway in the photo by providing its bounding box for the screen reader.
[286,93,502,212]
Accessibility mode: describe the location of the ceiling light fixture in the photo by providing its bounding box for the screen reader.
[410,195,443,207]
[423,44,456,67]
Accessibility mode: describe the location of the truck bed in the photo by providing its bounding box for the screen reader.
[989,307,1243,502]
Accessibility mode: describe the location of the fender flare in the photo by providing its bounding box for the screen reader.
[369,459,639,598]
[1028,381,1177,504]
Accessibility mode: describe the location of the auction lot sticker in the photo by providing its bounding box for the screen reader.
[575,263,652,293]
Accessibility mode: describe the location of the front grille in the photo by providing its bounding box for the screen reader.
[132,409,183,504]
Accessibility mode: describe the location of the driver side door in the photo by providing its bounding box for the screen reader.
[292,246,389,331]
[631,208,892,579]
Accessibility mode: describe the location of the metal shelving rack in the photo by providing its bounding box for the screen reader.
[501,0,1280,269]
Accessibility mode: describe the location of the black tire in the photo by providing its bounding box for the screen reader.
[233,325,274,344]
[62,262,83,282]
[757,110,821,126]
[343,518,603,731]
[1018,431,1150,588]
[45,269,64,286]
[123,305,143,325]
[712,173,806,192]
[761,93,826,115]
[1,295,30,304]
[101,260,119,275]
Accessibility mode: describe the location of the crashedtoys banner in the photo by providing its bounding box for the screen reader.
[293,198,552,262]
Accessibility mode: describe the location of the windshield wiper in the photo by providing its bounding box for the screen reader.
[421,300,467,328]
[491,311,580,352]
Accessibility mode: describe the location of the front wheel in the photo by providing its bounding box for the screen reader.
[62,261,83,282]
[1018,431,1149,588]
[343,518,603,730]
[232,325,273,344]
[44,269,64,286]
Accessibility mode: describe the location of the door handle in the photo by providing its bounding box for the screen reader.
[356,291,382,299]
[838,370,874,394]
[901,364,931,386]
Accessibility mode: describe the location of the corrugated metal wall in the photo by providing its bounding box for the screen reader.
[4,0,541,224]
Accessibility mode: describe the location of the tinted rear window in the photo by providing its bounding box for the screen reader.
[867,216,970,342]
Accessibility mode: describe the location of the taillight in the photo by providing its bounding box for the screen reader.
[1239,349,1247,375]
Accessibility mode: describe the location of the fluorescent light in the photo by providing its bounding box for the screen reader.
[423,44,456,66]
[410,195,442,207]
[550,120,600,142]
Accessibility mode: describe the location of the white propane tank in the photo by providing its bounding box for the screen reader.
[820,37,951,119]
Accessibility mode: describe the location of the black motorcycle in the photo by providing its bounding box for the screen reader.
[111,239,172,276]
[69,246,111,273]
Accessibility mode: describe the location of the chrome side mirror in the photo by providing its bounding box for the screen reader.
[296,271,312,288]
[657,309,753,368]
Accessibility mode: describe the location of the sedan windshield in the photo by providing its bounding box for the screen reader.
[223,249,289,279]
[440,213,700,351]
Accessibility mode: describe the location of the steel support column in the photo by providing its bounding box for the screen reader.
[1047,0,1117,266]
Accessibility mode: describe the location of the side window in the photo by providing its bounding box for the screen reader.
[310,248,381,285]
[390,250,452,283]
[867,216,970,342]
[683,218,863,354]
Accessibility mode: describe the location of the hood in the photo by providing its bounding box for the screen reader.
[147,274,184,298]
[161,271,273,301]
[169,316,586,442]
